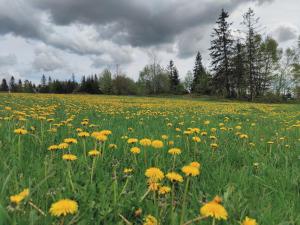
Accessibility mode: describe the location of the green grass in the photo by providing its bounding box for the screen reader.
[0,93,299,225]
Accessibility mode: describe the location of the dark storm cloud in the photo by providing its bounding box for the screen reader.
[30,0,274,47]
[0,0,275,60]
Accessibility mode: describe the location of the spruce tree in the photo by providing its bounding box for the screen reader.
[168,60,180,93]
[209,9,233,97]
[191,52,206,93]
[0,79,9,92]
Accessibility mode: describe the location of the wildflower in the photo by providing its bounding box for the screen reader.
[189,161,201,168]
[130,147,141,154]
[192,136,201,142]
[64,138,77,144]
[58,143,69,149]
[62,154,77,161]
[49,199,78,217]
[123,168,133,174]
[143,215,159,225]
[166,172,183,183]
[88,150,101,157]
[161,135,168,140]
[78,132,90,137]
[201,131,207,136]
[14,128,28,135]
[140,138,152,146]
[211,128,217,133]
[10,188,29,204]
[109,144,117,149]
[210,143,218,149]
[148,182,160,191]
[240,134,249,139]
[242,217,258,225]
[168,148,181,155]
[145,167,164,182]
[95,134,107,142]
[200,197,228,220]
[158,186,171,195]
[181,165,200,176]
[168,140,174,146]
[48,145,59,151]
[151,140,164,149]
[127,138,138,144]
[204,120,210,125]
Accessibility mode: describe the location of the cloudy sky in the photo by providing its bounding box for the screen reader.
[0,0,299,83]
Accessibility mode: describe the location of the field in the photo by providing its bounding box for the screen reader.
[0,93,299,225]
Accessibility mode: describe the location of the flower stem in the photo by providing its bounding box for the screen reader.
[180,177,190,225]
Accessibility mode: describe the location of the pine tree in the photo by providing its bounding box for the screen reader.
[243,8,261,101]
[209,9,233,97]
[168,60,180,94]
[0,79,9,92]
[191,52,207,94]
[9,76,17,92]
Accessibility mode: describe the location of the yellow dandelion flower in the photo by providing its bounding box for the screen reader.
[64,138,77,144]
[10,188,29,204]
[58,143,69,149]
[242,216,258,225]
[168,148,181,155]
[200,199,228,220]
[62,154,77,161]
[88,150,101,157]
[78,132,90,137]
[192,136,201,142]
[189,161,201,168]
[145,167,164,182]
[158,186,171,195]
[166,172,183,183]
[49,199,78,217]
[181,165,200,176]
[48,145,59,151]
[130,147,141,154]
[143,215,159,225]
[139,138,152,146]
[151,140,164,149]
[127,138,138,144]
[14,128,28,135]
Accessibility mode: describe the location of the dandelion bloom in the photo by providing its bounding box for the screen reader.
[145,167,164,182]
[166,172,183,183]
[158,186,171,195]
[130,147,141,154]
[168,140,174,146]
[127,138,138,144]
[200,197,228,220]
[143,215,159,225]
[161,135,168,140]
[78,132,90,137]
[181,165,200,176]
[109,144,117,149]
[58,143,69,149]
[189,161,201,168]
[192,136,201,142]
[210,143,218,149]
[139,138,152,146]
[49,199,78,217]
[242,217,258,225]
[148,182,160,191]
[151,140,164,149]
[48,145,59,151]
[64,138,78,144]
[95,134,108,142]
[123,168,133,174]
[168,148,181,155]
[62,154,77,161]
[14,128,28,135]
[201,131,207,136]
[88,150,101,157]
[10,188,29,204]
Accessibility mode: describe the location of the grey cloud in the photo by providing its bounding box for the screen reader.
[273,24,298,42]
[0,54,17,67]
[33,48,66,72]
[30,0,271,47]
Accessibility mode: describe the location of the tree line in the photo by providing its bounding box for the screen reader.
[0,8,299,100]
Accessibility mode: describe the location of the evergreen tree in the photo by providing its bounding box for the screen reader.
[99,69,113,94]
[243,8,261,100]
[191,52,207,94]
[17,79,23,92]
[0,79,9,92]
[209,9,234,97]
[168,60,180,94]
[9,76,17,92]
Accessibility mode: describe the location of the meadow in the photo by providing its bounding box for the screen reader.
[0,93,299,225]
